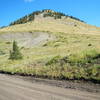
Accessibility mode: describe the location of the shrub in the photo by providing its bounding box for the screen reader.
[46,55,61,65]
[68,49,100,66]
[9,41,23,60]
[0,50,5,55]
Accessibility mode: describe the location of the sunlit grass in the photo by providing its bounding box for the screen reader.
[0,31,100,82]
[0,18,100,35]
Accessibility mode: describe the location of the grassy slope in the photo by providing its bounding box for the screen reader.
[0,17,100,82]
[0,17,100,35]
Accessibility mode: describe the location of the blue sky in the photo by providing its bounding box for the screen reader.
[0,0,100,27]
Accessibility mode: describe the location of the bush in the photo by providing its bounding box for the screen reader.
[68,49,100,66]
[9,41,23,60]
[46,55,61,65]
[0,50,5,55]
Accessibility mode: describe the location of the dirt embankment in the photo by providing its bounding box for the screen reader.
[0,32,55,47]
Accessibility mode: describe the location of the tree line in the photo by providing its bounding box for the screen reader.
[10,9,85,26]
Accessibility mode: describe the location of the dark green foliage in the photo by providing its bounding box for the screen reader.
[46,55,61,65]
[9,41,23,60]
[46,55,69,66]
[0,26,6,29]
[45,53,100,81]
[10,9,85,26]
[6,42,11,44]
[88,44,92,46]
[70,16,84,23]
[86,65,100,80]
[43,11,63,19]
[10,15,34,25]
[0,50,5,55]
[46,51,100,67]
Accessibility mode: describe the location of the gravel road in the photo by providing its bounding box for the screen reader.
[0,74,100,100]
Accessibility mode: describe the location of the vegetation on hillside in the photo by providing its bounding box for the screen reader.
[9,41,23,60]
[0,9,100,83]
[0,49,100,82]
[0,32,100,83]
[10,9,84,25]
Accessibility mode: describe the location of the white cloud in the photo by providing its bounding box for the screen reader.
[24,0,34,3]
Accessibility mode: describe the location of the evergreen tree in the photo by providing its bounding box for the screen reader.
[9,41,23,60]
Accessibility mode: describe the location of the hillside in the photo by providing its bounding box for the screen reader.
[9,9,84,26]
[0,9,100,35]
[0,10,100,82]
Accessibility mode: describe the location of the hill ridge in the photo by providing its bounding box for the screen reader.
[10,9,85,26]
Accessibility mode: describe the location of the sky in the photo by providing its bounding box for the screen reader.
[0,0,100,27]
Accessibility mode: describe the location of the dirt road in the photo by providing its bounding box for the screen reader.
[0,74,99,100]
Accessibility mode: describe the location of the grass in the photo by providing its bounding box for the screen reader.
[0,31,100,83]
[0,15,100,82]
[0,59,100,82]
[68,49,100,66]
[0,17,100,35]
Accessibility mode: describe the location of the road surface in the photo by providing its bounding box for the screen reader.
[0,74,99,100]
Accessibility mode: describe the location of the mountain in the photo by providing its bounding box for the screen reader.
[9,9,84,26]
[0,9,100,35]
[0,9,100,82]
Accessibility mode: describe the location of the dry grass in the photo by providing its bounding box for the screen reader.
[0,17,100,81]
[0,17,100,35]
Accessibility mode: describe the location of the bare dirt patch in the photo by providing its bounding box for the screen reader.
[0,32,55,47]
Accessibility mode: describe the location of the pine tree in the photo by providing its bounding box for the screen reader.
[9,41,23,60]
